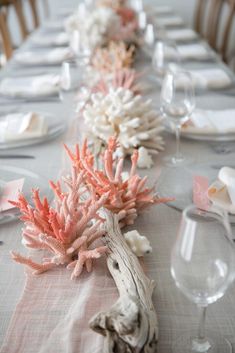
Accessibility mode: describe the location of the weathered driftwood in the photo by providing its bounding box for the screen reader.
[90,211,158,353]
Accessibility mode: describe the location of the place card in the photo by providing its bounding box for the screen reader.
[193,175,209,210]
[0,178,24,212]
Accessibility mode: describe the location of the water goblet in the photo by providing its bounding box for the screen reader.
[160,70,195,166]
[152,40,179,81]
[171,204,235,353]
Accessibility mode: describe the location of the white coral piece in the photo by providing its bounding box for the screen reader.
[83,87,164,155]
[65,6,121,52]
[124,230,152,257]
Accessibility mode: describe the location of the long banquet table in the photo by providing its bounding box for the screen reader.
[0,2,235,352]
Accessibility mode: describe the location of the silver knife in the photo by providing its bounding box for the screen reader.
[0,154,35,159]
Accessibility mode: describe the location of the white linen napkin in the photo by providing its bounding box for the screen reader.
[189,109,235,133]
[177,43,210,59]
[155,16,183,27]
[0,112,48,141]
[219,167,235,206]
[32,32,69,46]
[170,65,232,89]
[153,5,172,14]
[0,74,61,97]
[166,28,198,41]
[15,48,71,65]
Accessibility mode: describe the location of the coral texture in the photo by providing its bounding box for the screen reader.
[65,137,170,227]
[83,86,164,155]
[65,6,121,51]
[92,68,140,95]
[91,41,135,73]
[10,168,108,279]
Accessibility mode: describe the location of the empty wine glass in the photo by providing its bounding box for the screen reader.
[152,40,180,82]
[160,70,195,166]
[130,0,143,12]
[138,10,148,33]
[60,61,82,110]
[70,30,91,65]
[171,204,235,353]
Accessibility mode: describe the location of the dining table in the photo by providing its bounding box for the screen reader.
[0,1,235,352]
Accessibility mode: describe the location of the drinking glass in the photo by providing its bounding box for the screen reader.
[69,29,91,65]
[60,61,82,110]
[130,0,143,12]
[138,10,147,32]
[152,40,180,81]
[171,204,235,353]
[160,70,195,166]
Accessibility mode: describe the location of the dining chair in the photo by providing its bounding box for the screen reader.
[194,0,223,47]
[219,0,235,62]
[194,0,235,62]
[28,0,49,29]
[0,0,28,39]
[0,5,13,60]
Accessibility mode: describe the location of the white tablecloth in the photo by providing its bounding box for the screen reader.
[0,3,235,353]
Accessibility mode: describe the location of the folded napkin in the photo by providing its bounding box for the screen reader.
[0,74,61,97]
[15,48,72,65]
[32,32,69,46]
[170,65,232,89]
[153,5,172,14]
[208,167,235,214]
[155,16,184,27]
[44,19,64,30]
[219,167,235,205]
[0,112,48,142]
[185,109,235,134]
[177,43,210,60]
[166,28,198,41]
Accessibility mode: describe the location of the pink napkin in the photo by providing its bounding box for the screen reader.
[193,175,209,210]
[0,179,24,212]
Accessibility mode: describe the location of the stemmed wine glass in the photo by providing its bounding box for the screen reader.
[152,40,179,82]
[171,204,235,353]
[160,70,195,166]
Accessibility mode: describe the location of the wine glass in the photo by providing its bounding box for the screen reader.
[160,70,195,166]
[152,40,180,82]
[171,204,235,353]
[130,0,143,12]
[60,61,83,111]
[69,29,91,65]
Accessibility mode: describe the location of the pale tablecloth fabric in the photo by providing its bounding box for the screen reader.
[0,3,235,353]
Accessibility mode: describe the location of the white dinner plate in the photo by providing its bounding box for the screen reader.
[0,165,51,224]
[0,112,66,149]
[158,162,235,223]
[165,122,235,142]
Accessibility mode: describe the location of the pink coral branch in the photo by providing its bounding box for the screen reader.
[11,252,56,274]
[65,137,172,227]
[10,168,109,279]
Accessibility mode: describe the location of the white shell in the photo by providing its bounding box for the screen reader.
[137,147,153,169]
[124,230,152,257]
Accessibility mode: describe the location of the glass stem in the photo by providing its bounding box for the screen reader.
[197,306,207,340]
[191,305,211,352]
[175,124,181,160]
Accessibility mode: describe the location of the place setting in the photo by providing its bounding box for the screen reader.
[0,109,66,150]
[0,164,51,225]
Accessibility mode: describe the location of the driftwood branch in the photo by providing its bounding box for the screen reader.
[90,211,158,353]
